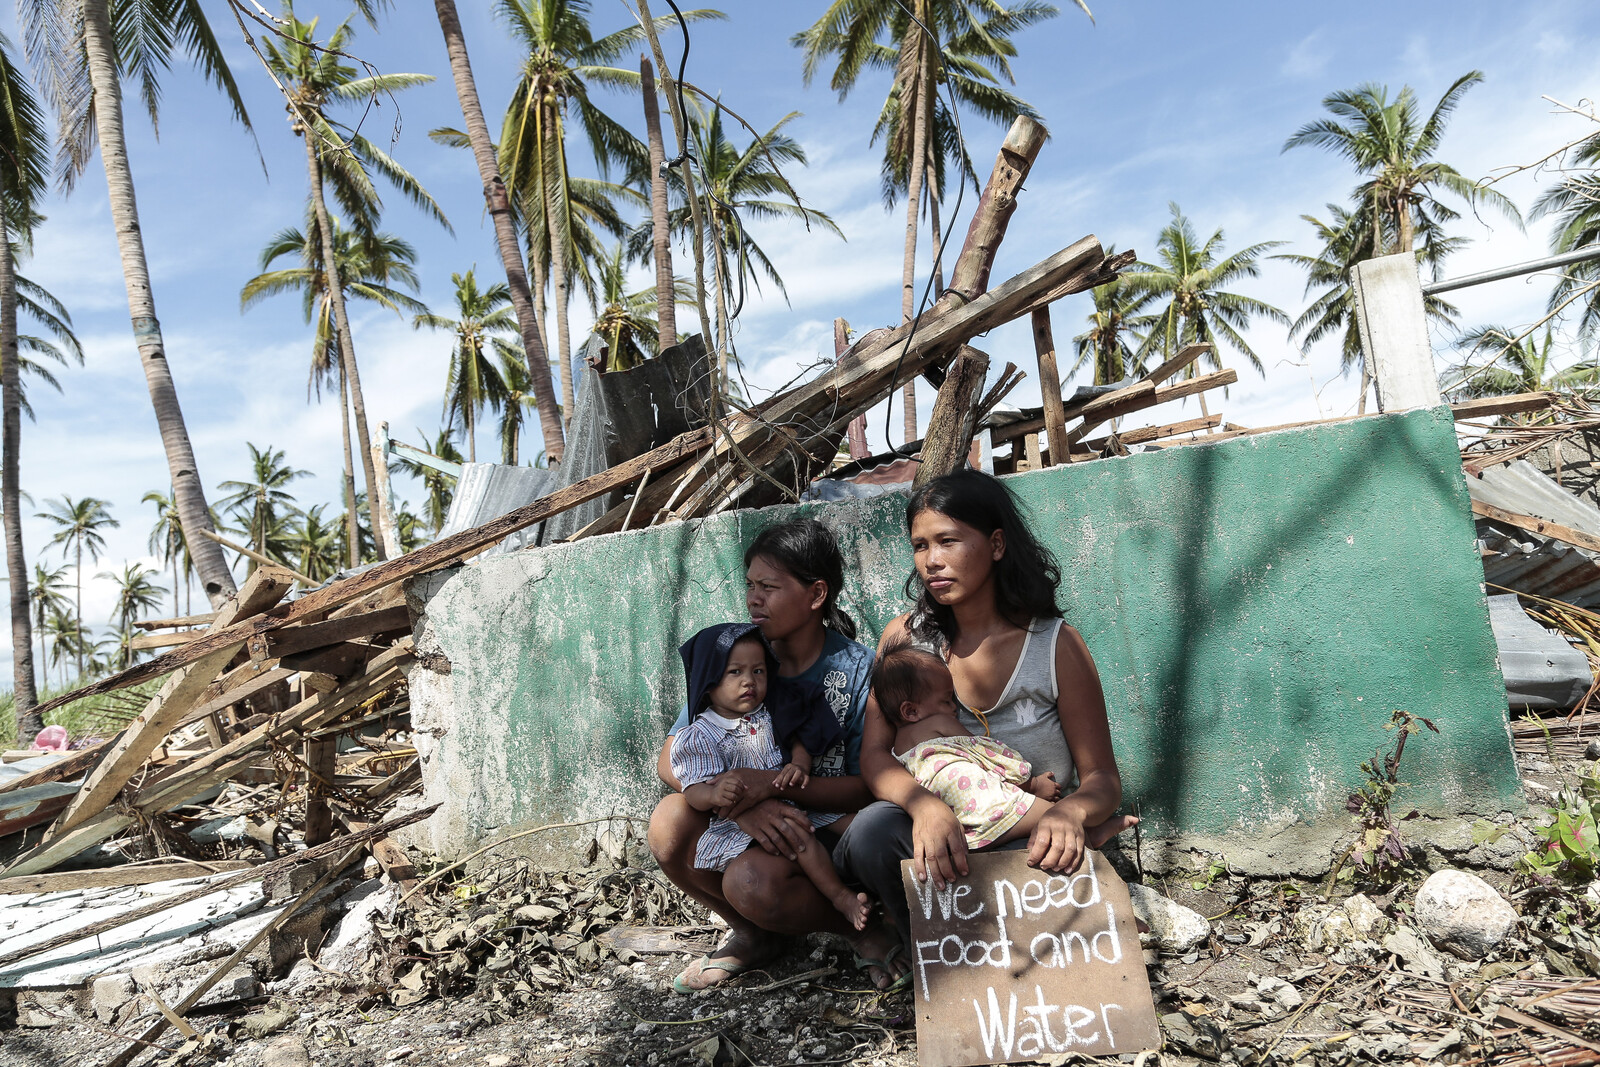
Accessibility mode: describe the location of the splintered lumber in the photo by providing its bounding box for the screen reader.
[947,116,1049,301]
[0,859,253,895]
[249,604,411,660]
[992,368,1239,445]
[0,806,433,968]
[1471,500,1600,554]
[3,644,413,878]
[1451,391,1557,420]
[0,741,110,797]
[303,736,337,846]
[128,630,205,651]
[199,528,318,586]
[27,427,716,716]
[1139,343,1210,389]
[336,810,418,890]
[46,567,299,841]
[1079,414,1223,452]
[1031,307,1069,467]
[915,346,991,487]
[173,667,296,732]
[132,612,218,631]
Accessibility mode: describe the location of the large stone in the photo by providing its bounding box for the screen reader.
[283,879,397,992]
[91,973,136,1023]
[1127,883,1210,952]
[1414,870,1518,960]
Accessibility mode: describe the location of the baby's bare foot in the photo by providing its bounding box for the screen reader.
[832,889,872,931]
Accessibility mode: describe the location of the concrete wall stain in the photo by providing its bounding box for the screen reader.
[404,408,1522,866]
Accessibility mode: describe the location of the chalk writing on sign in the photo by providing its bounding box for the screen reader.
[900,849,1161,1067]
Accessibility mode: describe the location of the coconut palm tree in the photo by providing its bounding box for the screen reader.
[243,217,425,564]
[216,444,309,572]
[1283,72,1520,257]
[1445,325,1600,407]
[494,341,537,465]
[433,0,565,464]
[1071,249,1152,386]
[416,270,518,463]
[257,3,449,560]
[586,241,693,373]
[99,562,165,669]
[795,0,1077,440]
[290,503,343,583]
[496,0,721,424]
[0,27,48,728]
[43,607,88,688]
[20,0,253,608]
[1531,132,1600,340]
[142,488,185,617]
[394,428,464,533]
[37,495,118,676]
[28,562,69,692]
[1128,204,1289,382]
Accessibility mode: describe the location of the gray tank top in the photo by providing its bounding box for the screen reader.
[912,617,1076,786]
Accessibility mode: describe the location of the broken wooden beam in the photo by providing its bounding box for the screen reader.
[127,630,206,652]
[991,368,1239,445]
[132,612,218,632]
[248,605,411,661]
[1470,500,1600,555]
[1031,307,1070,468]
[1078,414,1223,452]
[946,115,1049,302]
[0,859,253,895]
[915,346,991,487]
[1451,391,1558,421]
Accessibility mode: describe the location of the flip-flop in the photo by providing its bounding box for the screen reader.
[852,939,912,994]
[671,954,754,994]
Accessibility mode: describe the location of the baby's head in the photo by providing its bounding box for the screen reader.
[705,634,769,718]
[872,638,957,727]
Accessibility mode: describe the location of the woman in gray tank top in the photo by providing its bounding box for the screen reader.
[834,470,1138,946]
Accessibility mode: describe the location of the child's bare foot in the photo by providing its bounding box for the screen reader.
[1086,814,1140,849]
[832,889,872,931]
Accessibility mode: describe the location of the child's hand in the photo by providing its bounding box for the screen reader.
[709,775,746,810]
[773,762,810,790]
[1028,772,1062,801]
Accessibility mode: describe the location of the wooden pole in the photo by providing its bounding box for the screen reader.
[837,318,869,459]
[914,346,990,487]
[1031,307,1069,468]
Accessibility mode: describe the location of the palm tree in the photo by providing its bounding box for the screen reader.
[142,488,185,618]
[21,0,252,608]
[394,428,464,533]
[1128,204,1289,384]
[99,562,165,669]
[496,0,721,425]
[37,495,118,676]
[1283,72,1520,257]
[433,0,566,464]
[1445,325,1600,407]
[795,0,1077,441]
[216,444,309,572]
[290,503,343,583]
[28,562,69,693]
[1071,249,1152,386]
[1531,132,1600,340]
[258,3,449,560]
[416,270,518,462]
[43,607,87,688]
[495,341,537,465]
[242,218,424,564]
[0,27,52,729]
[587,240,693,374]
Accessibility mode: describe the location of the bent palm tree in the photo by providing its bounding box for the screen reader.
[416,270,516,462]
[21,0,252,608]
[37,495,118,677]
[259,3,449,559]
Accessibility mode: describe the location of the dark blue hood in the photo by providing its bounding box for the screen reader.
[678,622,844,757]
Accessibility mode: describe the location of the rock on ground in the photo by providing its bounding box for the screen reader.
[1128,883,1210,952]
[1414,869,1518,960]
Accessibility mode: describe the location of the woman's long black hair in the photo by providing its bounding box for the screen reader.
[904,469,1062,645]
[745,517,857,639]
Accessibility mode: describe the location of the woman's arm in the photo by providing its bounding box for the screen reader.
[656,737,682,791]
[1027,623,1124,873]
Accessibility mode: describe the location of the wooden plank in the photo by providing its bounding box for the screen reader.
[198,528,317,586]
[1031,307,1070,468]
[46,568,299,840]
[28,428,716,716]
[946,116,1049,300]
[128,630,205,651]
[1079,414,1222,452]
[991,369,1238,445]
[1010,247,1139,323]
[279,642,377,678]
[914,347,991,487]
[1471,500,1600,555]
[1452,391,1557,420]
[257,605,411,660]
[302,736,337,846]
[337,812,418,891]
[0,859,253,895]
[0,742,110,797]
[1139,343,1210,388]
[132,612,218,632]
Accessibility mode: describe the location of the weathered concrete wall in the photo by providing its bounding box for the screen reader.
[401,408,1521,872]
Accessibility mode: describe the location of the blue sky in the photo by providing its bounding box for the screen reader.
[4,0,1599,684]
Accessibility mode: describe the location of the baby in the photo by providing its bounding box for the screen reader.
[670,622,872,930]
[873,638,1062,848]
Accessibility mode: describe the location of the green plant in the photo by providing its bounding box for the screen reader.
[1519,763,1600,884]
[1191,857,1229,891]
[1329,709,1438,891]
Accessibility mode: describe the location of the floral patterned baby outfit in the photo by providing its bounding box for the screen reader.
[895,734,1036,848]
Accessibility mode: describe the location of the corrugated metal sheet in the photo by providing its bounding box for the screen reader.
[1486,594,1593,709]
[439,463,558,556]
[1471,460,1600,608]
[1469,459,1600,530]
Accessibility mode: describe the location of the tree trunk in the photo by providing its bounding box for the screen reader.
[899,27,931,443]
[304,137,386,562]
[74,539,82,678]
[465,401,476,463]
[532,255,551,376]
[433,0,564,463]
[641,56,676,351]
[80,0,236,606]
[339,362,359,568]
[0,207,39,732]
[929,179,945,295]
[543,119,575,429]
[1396,194,1415,255]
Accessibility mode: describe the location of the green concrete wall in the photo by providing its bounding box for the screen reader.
[405,408,1521,868]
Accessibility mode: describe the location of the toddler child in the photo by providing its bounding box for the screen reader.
[872,638,1063,848]
[671,622,872,929]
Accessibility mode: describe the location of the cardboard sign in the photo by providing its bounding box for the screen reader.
[900,849,1162,1067]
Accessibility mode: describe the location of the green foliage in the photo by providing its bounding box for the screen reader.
[1518,763,1600,885]
[1190,856,1228,891]
[1332,709,1438,889]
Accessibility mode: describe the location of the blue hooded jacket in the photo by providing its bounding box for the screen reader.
[678,622,844,758]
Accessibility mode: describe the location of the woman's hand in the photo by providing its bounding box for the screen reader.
[908,794,969,887]
[731,799,815,861]
[1026,801,1089,874]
